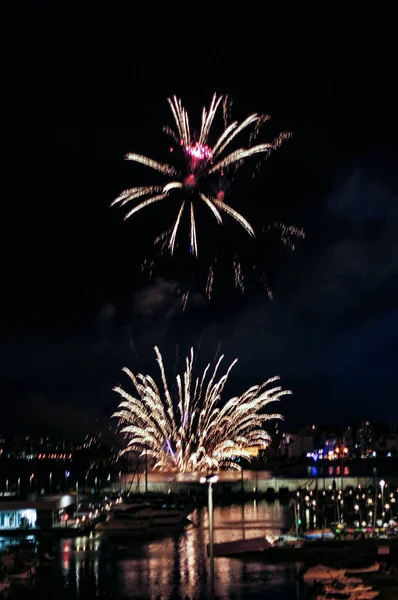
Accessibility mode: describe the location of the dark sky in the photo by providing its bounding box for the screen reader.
[2,10,398,439]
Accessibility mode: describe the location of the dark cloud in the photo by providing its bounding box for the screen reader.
[133,277,205,319]
[133,278,181,319]
[327,165,398,224]
[97,303,116,329]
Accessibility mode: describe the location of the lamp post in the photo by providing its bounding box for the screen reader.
[5,479,8,493]
[380,479,386,523]
[17,477,21,495]
[76,482,79,520]
[29,473,34,493]
[49,472,52,494]
[200,475,219,600]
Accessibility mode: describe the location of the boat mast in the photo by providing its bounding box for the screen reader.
[145,445,148,494]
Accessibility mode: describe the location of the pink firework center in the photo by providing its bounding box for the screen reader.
[184,142,213,161]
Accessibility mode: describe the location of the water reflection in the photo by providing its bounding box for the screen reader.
[50,500,303,599]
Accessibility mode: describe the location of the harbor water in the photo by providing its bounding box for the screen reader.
[2,499,306,599]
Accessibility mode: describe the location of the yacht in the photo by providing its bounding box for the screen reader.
[96,502,192,534]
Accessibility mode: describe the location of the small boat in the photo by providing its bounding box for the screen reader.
[323,583,373,594]
[343,562,379,575]
[211,537,271,557]
[305,528,335,540]
[315,591,379,600]
[273,537,304,548]
[303,564,347,583]
[336,577,363,585]
[315,594,352,600]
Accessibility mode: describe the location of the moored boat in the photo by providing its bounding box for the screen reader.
[305,528,335,540]
[343,562,379,575]
[316,593,378,600]
[96,502,192,534]
[323,583,373,594]
[303,564,347,583]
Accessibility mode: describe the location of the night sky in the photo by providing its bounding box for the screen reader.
[2,10,398,439]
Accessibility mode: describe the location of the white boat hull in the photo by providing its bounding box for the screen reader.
[96,505,191,535]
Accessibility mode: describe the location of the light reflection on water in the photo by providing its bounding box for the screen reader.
[48,500,304,599]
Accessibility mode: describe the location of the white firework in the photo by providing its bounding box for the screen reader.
[113,346,291,472]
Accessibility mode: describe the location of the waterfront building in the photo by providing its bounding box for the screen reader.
[0,495,74,531]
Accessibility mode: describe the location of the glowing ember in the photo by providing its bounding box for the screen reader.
[185,142,213,161]
[185,174,196,188]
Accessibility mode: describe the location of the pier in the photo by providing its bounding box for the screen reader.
[111,470,398,496]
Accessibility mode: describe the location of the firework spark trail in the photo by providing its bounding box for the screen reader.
[113,347,291,471]
[111,186,163,207]
[190,202,198,256]
[208,133,291,174]
[169,202,185,254]
[270,222,306,250]
[213,199,255,236]
[233,257,244,293]
[154,229,171,255]
[113,94,290,255]
[124,153,177,175]
[181,290,189,312]
[123,192,168,220]
[206,264,215,300]
[199,193,223,224]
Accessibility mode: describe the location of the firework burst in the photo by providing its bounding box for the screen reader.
[113,347,291,472]
[112,94,290,256]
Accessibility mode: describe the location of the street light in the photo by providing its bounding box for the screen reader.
[49,472,52,494]
[29,473,34,493]
[380,479,386,523]
[65,470,70,491]
[200,475,219,599]
[379,479,386,510]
